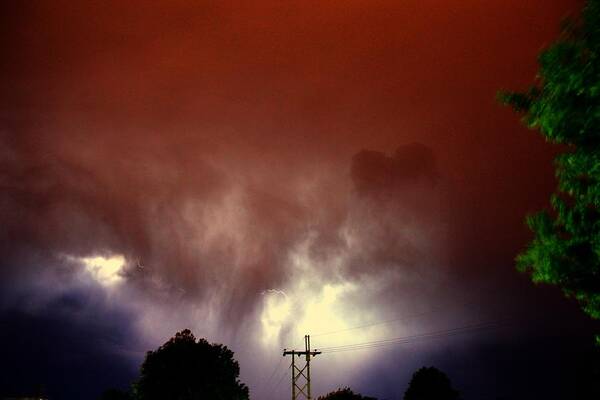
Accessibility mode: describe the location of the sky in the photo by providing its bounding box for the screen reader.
[1,1,599,399]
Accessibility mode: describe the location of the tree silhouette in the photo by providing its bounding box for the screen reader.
[317,387,377,400]
[133,329,249,400]
[500,0,600,332]
[99,388,131,400]
[403,366,460,400]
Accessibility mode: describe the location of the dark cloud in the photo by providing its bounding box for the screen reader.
[351,143,437,198]
[0,290,141,399]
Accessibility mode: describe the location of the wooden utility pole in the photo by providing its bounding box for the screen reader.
[283,335,321,400]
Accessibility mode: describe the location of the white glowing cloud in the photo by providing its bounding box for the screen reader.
[295,282,356,338]
[259,233,395,354]
[79,255,126,286]
[261,290,292,344]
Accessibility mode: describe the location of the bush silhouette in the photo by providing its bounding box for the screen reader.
[317,387,376,400]
[403,366,460,400]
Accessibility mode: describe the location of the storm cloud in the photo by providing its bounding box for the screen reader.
[1,1,597,399]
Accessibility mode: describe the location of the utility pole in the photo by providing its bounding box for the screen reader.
[283,335,321,400]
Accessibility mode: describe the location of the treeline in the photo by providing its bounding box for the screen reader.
[98,329,459,400]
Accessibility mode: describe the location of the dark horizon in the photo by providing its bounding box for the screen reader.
[1,1,599,399]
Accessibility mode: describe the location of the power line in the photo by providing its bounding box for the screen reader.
[273,367,291,393]
[272,319,511,400]
[261,355,286,393]
[318,321,509,353]
[310,299,485,338]
[316,319,512,354]
[268,357,294,398]
[318,320,503,350]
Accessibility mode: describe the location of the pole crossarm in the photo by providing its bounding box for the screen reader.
[282,335,321,400]
[283,351,322,357]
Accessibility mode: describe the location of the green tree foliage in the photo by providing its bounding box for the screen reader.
[500,0,600,325]
[317,387,377,400]
[403,366,460,400]
[133,329,249,400]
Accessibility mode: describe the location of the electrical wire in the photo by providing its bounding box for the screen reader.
[271,360,292,393]
[319,322,509,353]
[316,319,512,354]
[261,355,285,393]
[310,298,485,337]
[266,319,512,396]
